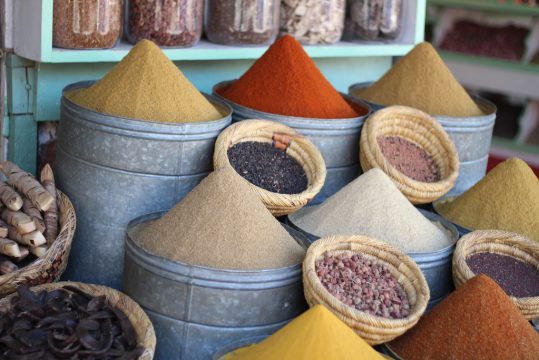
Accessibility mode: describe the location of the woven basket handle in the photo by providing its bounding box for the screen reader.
[272,132,293,151]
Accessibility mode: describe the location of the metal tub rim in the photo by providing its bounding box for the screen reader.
[212,335,267,360]
[126,211,304,285]
[286,208,458,255]
[62,81,233,136]
[432,196,473,236]
[348,81,497,126]
[213,80,371,129]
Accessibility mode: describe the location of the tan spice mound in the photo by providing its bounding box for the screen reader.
[357,42,484,117]
[389,274,539,359]
[134,167,305,270]
[437,158,539,242]
[289,168,453,253]
[66,40,223,123]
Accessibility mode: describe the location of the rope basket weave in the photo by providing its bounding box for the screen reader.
[453,230,539,320]
[303,235,430,345]
[359,105,459,204]
[0,281,156,359]
[0,191,76,296]
[214,119,327,216]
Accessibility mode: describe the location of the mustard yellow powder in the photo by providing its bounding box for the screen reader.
[356,42,484,117]
[437,158,539,242]
[223,305,384,360]
[66,40,223,123]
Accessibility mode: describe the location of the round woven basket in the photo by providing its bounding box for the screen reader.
[453,230,539,320]
[0,190,76,296]
[0,281,156,359]
[214,119,327,216]
[359,105,459,204]
[303,235,430,345]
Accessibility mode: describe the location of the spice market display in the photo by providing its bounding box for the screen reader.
[4,1,539,359]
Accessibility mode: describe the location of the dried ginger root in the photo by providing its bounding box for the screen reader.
[41,164,59,244]
[0,181,23,211]
[0,254,18,274]
[1,161,54,211]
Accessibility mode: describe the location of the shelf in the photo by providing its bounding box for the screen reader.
[14,0,426,63]
[47,41,417,63]
[440,51,539,99]
[428,0,539,16]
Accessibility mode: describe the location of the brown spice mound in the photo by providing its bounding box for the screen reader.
[357,42,484,117]
[134,167,305,270]
[389,274,539,359]
[378,136,441,183]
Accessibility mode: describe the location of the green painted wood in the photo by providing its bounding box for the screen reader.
[492,137,539,155]
[428,0,539,16]
[7,114,37,174]
[34,56,392,121]
[440,51,539,73]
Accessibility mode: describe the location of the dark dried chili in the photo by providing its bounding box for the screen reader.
[0,285,145,359]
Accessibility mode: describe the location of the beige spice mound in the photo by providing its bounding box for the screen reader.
[290,168,453,253]
[357,42,484,117]
[66,39,223,123]
[134,167,305,270]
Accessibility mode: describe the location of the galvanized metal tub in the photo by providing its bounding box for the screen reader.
[286,209,459,306]
[56,81,232,289]
[213,80,371,204]
[212,336,267,360]
[349,82,497,196]
[124,211,308,360]
[432,197,473,238]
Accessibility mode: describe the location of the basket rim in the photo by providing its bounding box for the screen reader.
[214,119,327,203]
[453,230,539,303]
[361,105,460,195]
[303,235,430,326]
[0,190,76,284]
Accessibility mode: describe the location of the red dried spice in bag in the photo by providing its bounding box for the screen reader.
[219,35,363,119]
[389,274,539,360]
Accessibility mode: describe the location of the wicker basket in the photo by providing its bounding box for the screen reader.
[453,230,539,320]
[359,105,459,204]
[303,235,430,345]
[0,281,156,359]
[0,190,76,296]
[214,119,326,216]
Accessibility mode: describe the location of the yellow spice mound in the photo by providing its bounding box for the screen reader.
[358,42,484,117]
[437,158,539,242]
[66,40,223,123]
[223,305,384,360]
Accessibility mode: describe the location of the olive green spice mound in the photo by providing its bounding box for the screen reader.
[134,167,305,270]
[437,158,539,242]
[357,42,484,117]
[66,39,223,123]
[290,168,453,253]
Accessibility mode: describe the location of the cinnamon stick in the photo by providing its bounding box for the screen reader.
[0,238,21,258]
[0,254,18,274]
[1,161,54,211]
[41,164,59,244]
[2,208,36,234]
[0,181,23,211]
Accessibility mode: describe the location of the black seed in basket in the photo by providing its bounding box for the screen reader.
[0,285,145,359]
[466,252,539,297]
[228,141,308,194]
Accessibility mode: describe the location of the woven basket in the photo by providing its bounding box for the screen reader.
[214,119,326,216]
[0,281,156,359]
[359,105,459,204]
[303,235,430,345]
[0,190,76,296]
[453,230,539,320]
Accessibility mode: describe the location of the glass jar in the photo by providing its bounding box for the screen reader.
[280,0,346,45]
[344,0,402,41]
[53,0,123,49]
[205,0,280,45]
[126,0,203,47]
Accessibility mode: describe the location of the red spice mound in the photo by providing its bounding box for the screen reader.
[389,274,539,360]
[219,35,363,119]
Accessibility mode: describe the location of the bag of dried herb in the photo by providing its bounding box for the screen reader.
[389,274,539,359]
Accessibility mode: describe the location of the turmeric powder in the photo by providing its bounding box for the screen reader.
[222,305,384,360]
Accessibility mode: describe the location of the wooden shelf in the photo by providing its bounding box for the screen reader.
[14,0,426,63]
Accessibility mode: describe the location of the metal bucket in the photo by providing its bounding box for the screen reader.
[432,197,473,238]
[56,81,232,289]
[349,82,497,196]
[124,212,308,360]
[212,336,267,360]
[286,209,459,306]
[213,80,371,204]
